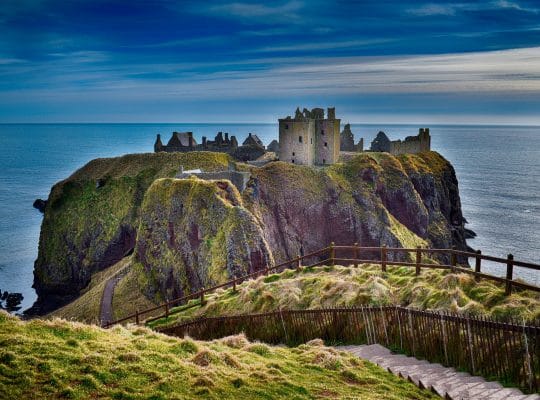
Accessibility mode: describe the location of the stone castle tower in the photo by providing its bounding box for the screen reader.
[278,107,340,166]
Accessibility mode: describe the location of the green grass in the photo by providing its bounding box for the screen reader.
[0,311,438,399]
[149,264,540,329]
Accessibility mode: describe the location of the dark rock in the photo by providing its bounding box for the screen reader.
[464,228,477,239]
[33,199,47,213]
[0,290,23,312]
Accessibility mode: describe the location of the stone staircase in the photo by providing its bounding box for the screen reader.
[337,344,539,400]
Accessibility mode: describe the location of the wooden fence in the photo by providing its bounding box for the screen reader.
[157,306,540,394]
[103,243,540,328]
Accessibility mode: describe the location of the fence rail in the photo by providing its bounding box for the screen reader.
[157,306,540,394]
[103,243,540,328]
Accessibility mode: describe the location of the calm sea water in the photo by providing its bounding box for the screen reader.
[0,123,538,311]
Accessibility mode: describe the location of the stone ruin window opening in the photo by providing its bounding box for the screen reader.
[292,159,295,163]
[324,142,328,147]
[292,152,295,156]
[299,136,302,143]
[285,124,289,129]
[321,129,325,135]
[323,159,326,164]
[310,138,313,144]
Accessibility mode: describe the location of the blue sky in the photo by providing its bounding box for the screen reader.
[0,0,539,123]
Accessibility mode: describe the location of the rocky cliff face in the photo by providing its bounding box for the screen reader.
[29,152,231,314]
[29,150,468,315]
[134,178,273,302]
[243,151,466,265]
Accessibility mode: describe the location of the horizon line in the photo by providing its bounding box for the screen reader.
[1,121,540,127]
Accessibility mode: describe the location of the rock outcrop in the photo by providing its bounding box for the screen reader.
[134,177,272,302]
[29,150,468,315]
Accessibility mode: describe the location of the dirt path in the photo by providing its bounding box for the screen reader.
[99,270,127,326]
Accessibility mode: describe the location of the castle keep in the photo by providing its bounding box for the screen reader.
[278,107,340,166]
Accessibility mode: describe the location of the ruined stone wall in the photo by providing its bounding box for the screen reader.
[315,119,340,165]
[278,119,315,165]
[389,128,431,155]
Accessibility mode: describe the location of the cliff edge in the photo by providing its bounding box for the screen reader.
[29,151,468,315]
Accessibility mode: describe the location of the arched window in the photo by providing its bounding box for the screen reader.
[299,136,303,143]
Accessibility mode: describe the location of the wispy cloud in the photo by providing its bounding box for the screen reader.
[408,3,459,16]
[408,1,539,17]
[196,1,305,23]
[251,39,394,53]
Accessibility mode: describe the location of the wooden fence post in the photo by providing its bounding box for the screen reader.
[330,242,335,265]
[381,245,387,272]
[475,250,481,282]
[415,246,421,276]
[296,254,301,271]
[353,242,359,268]
[200,288,205,305]
[135,309,140,325]
[450,246,457,273]
[505,254,514,295]
[232,279,237,293]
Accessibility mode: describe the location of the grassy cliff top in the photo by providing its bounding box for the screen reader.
[0,312,437,399]
[65,151,232,181]
[149,264,540,329]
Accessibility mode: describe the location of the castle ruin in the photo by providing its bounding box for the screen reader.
[155,131,239,153]
[370,128,431,155]
[340,123,363,152]
[278,107,340,166]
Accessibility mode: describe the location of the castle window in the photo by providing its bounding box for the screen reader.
[285,124,289,129]
[292,152,295,156]
[323,159,326,164]
[292,159,295,163]
[299,136,302,143]
[324,142,328,147]
[321,129,325,135]
[310,138,312,144]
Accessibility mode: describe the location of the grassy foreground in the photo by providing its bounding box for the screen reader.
[0,312,437,400]
[150,264,540,329]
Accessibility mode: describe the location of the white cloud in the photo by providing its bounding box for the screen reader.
[2,47,540,103]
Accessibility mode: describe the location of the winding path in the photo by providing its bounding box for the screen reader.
[99,270,127,326]
[337,344,539,400]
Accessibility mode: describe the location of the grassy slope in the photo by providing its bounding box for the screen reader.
[150,264,540,329]
[0,312,437,400]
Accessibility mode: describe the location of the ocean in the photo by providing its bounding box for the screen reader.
[0,123,538,312]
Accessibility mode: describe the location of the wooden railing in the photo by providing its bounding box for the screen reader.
[102,243,540,328]
[156,306,540,393]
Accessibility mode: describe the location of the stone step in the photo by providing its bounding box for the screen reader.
[335,345,535,400]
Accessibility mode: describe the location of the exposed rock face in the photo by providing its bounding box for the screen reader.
[134,178,273,302]
[30,150,468,315]
[243,152,466,265]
